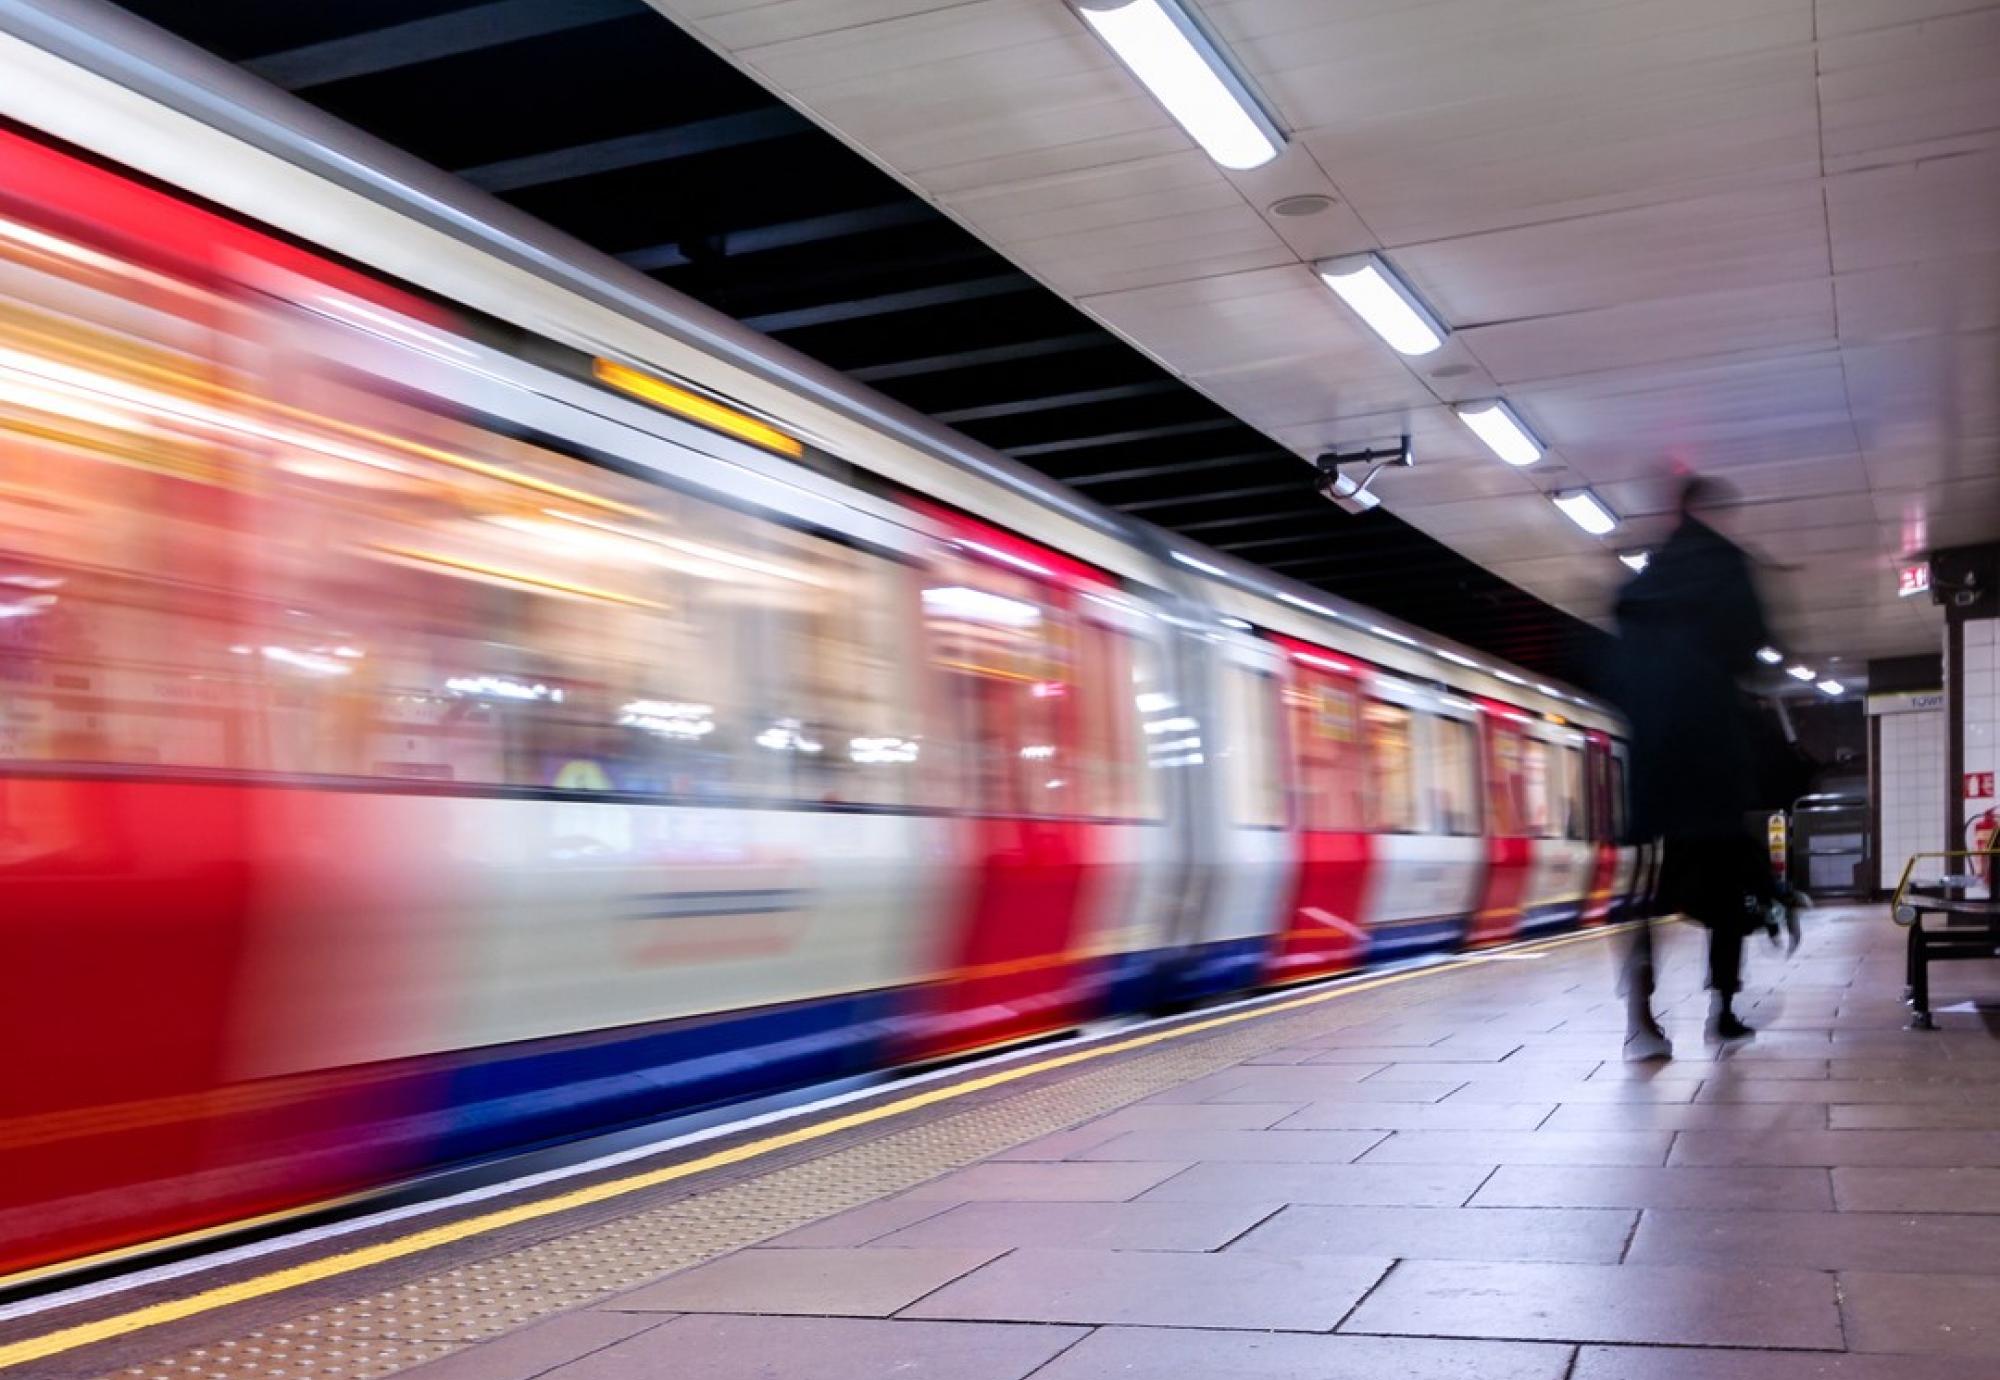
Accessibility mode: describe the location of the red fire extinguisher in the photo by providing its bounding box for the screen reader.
[1973,808,2000,884]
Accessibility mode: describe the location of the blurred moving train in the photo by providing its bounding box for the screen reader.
[0,4,1644,1284]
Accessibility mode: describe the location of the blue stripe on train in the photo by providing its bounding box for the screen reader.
[1168,935,1274,1002]
[1364,915,1471,964]
[1519,900,1585,936]
[404,898,1611,1174]
[430,991,898,1164]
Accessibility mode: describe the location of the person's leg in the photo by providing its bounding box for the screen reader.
[1623,856,1671,1059]
[1624,916,1671,1058]
[1696,843,1755,1039]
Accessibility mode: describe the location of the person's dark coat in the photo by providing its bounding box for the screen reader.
[1612,516,1770,843]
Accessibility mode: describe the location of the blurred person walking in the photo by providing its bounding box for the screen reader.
[1613,475,1772,1056]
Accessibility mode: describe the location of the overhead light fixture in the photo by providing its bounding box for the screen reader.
[1756,646,1784,665]
[1551,489,1617,536]
[1817,679,1845,696]
[1314,253,1449,356]
[1786,664,1816,681]
[1454,399,1542,466]
[1074,0,1284,171]
[1617,551,1650,574]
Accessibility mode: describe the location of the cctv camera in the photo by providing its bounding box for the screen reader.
[1318,469,1382,514]
[1312,435,1411,516]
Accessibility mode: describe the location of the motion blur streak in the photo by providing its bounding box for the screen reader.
[0,123,1644,1285]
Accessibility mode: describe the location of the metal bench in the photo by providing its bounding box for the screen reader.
[1892,853,2000,1030]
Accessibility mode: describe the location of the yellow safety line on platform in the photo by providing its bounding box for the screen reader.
[0,922,1628,1371]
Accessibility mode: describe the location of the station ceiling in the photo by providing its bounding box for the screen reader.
[107,0,1621,683]
[639,0,2000,681]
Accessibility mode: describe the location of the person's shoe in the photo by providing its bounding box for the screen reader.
[1710,1010,1756,1041]
[1625,1023,1674,1061]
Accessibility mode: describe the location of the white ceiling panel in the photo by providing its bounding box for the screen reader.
[650,0,1993,664]
[1458,278,1835,386]
[1826,149,2000,273]
[1835,254,2000,342]
[1392,183,1829,325]
[1213,0,1809,126]
[1816,0,2000,39]
[738,0,1081,91]
[1818,5,2000,169]
[1292,47,1819,245]
[1198,354,1442,431]
[942,150,1234,244]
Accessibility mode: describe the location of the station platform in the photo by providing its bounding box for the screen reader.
[10,908,2000,1380]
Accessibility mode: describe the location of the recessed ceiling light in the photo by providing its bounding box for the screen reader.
[1787,664,1816,681]
[1270,194,1333,217]
[1455,400,1543,467]
[1314,252,1449,356]
[1817,679,1844,696]
[1756,647,1784,665]
[1074,0,1284,171]
[1551,489,1617,536]
[1618,551,1650,573]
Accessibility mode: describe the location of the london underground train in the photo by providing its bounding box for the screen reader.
[0,3,1643,1284]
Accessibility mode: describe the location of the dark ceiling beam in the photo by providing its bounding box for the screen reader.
[459,107,809,193]
[616,203,937,271]
[1065,450,1291,486]
[1007,417,1237,459]
[244,0,638,89]
[847,333,1107,382]
[743,273,1034,332]
[1114,480,1305,514]
[932,380,1179,424]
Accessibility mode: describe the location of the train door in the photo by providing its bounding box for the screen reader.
[1580,733,1621,925]
[1180,629,1295,996]
[903,514,1133,1058]
[1466,704,1533,946]
[1519,721,1594,935]
[1267,639,1371,983]
[1067,584,1181,1013]
[1358,683,1488,962]
[1606,743,1644,918]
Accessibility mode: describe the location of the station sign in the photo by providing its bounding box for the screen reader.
[1866,690,1944,716]
[1898,561,1931,598]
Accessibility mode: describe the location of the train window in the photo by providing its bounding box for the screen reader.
[1287,671,1363,832]
[1430,715,1481,836]
[756,540,923,808]
[1072,618,1165,822]
[0,246,264,771]
[923,557,1075,818]
[1520,737,1554,838]
[1563,745,1588,840]
[1219,664,1284,828]
[1363,699,1418,833]
[1608,753,1629,842]
[1484,723,1523,836]
[1124,635,1169,822]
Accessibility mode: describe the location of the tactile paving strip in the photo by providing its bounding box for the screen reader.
[102,945,1567,1380]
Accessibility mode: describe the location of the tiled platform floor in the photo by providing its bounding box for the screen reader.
[388,908,2000,1380]
[87,908,2000,1380]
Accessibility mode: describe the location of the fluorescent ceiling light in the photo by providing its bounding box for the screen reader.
[1618,551,1650,573]
[1551,489,1617,536]
[1817,679,1845,696]
[1075,0,1283,171]
[1315,253,1449,355]
[1756,646,1784,665]
[1786,664,1816,681]
[1454,399,1541,466]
